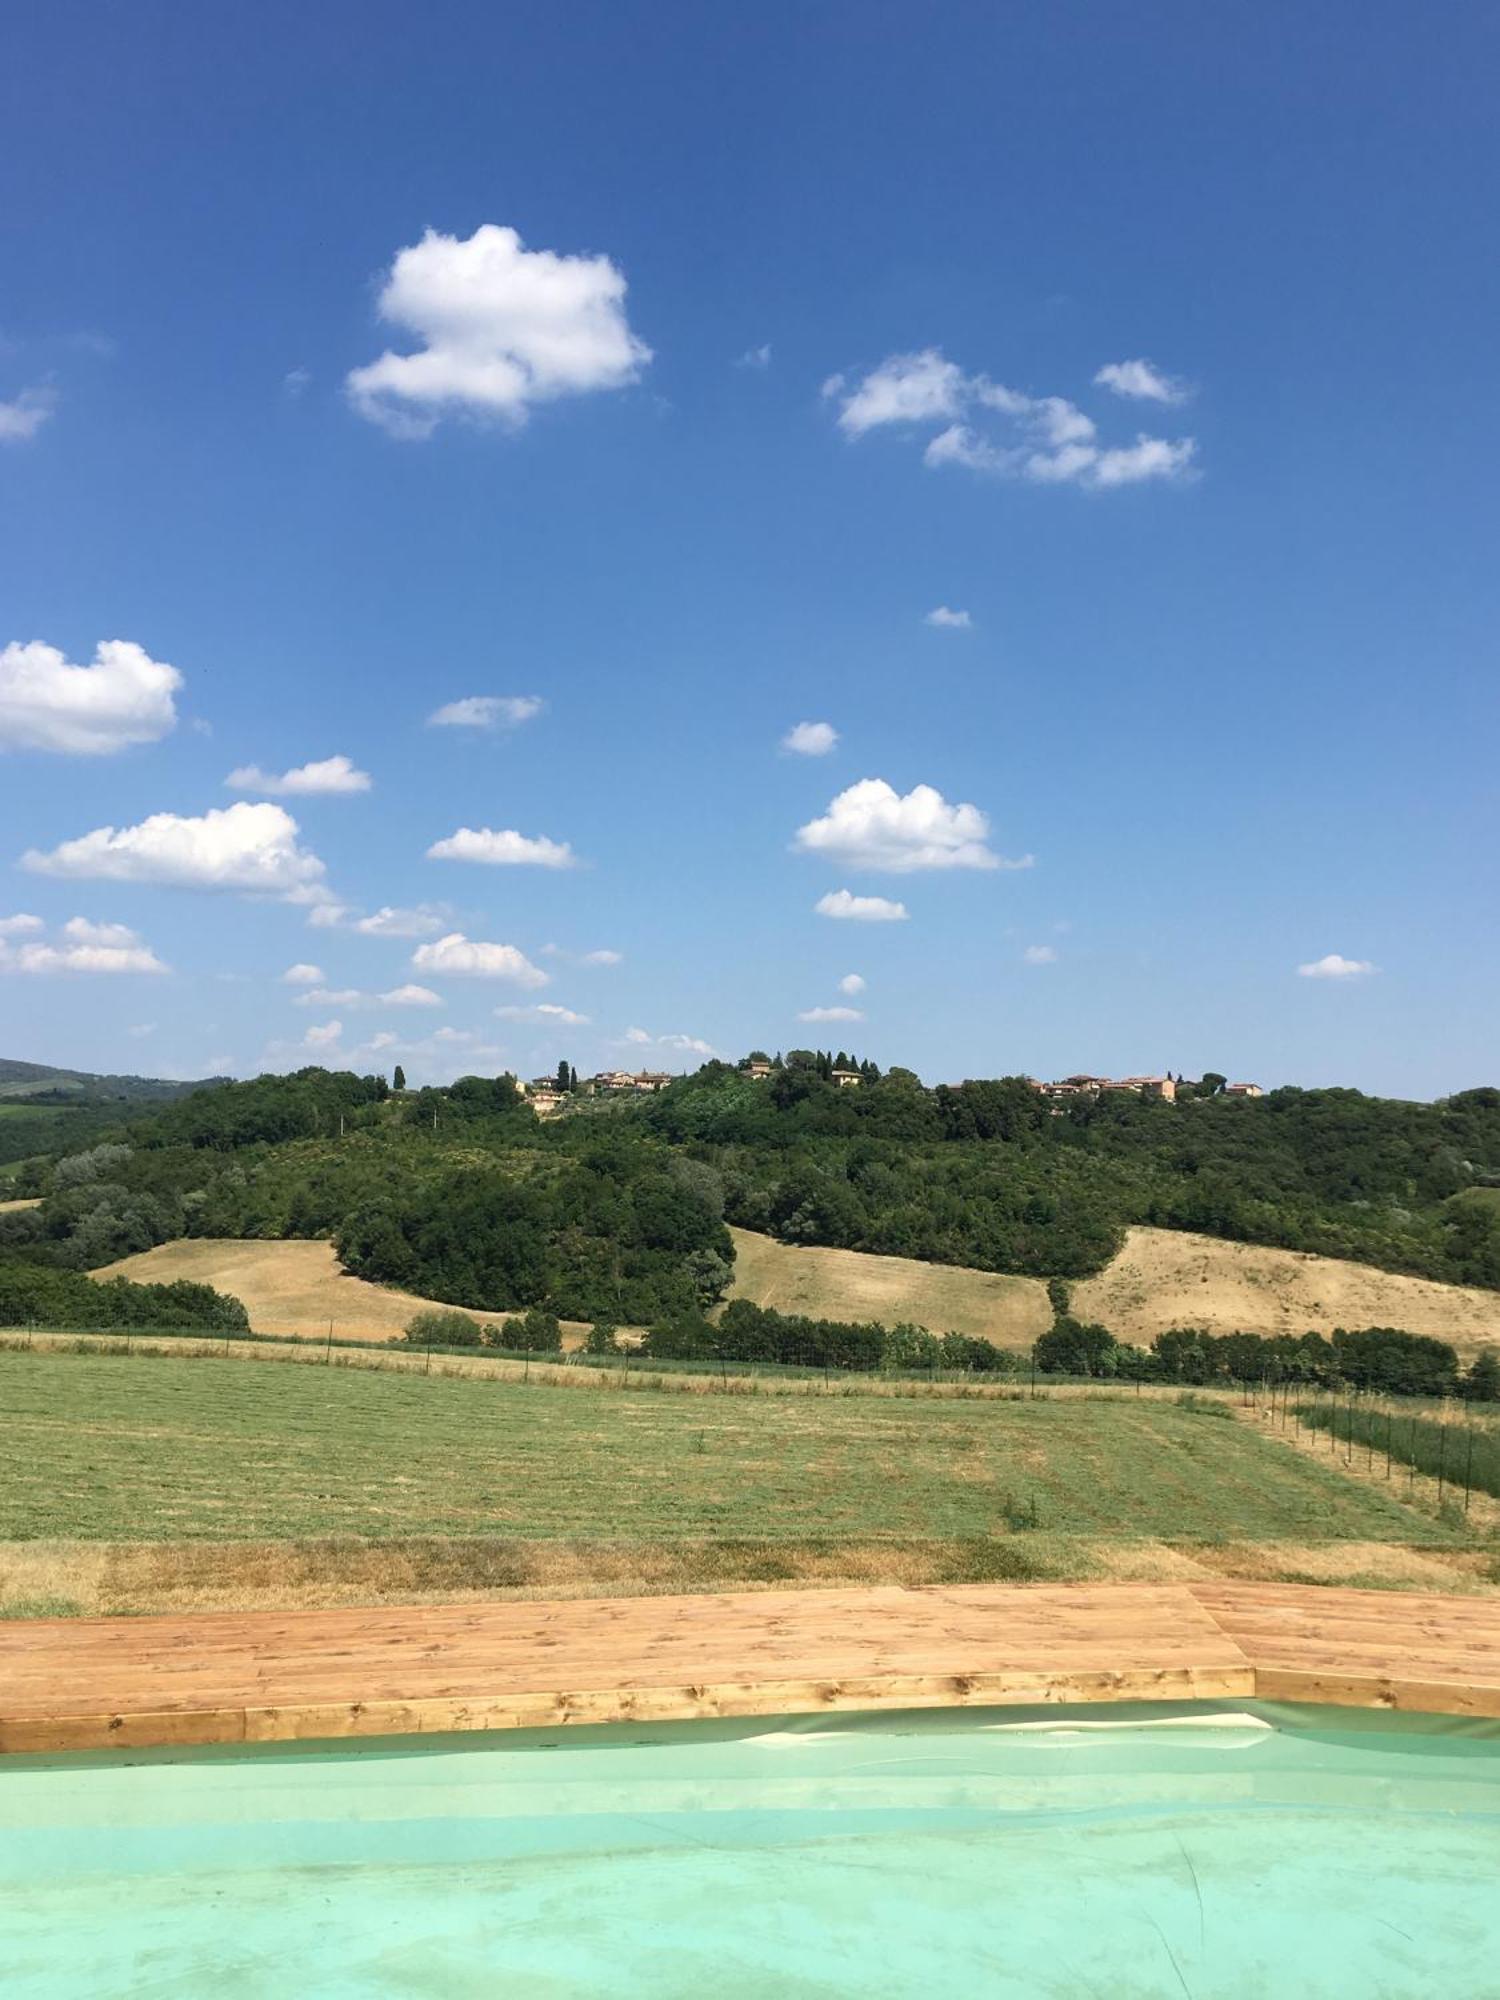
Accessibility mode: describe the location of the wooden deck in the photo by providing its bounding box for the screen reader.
[3,1580,1500,1755]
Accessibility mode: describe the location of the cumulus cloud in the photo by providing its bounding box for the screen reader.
[304,1019,342,1048]
[22,801,328,899]
[798,1005,864,1023]
[814,889,909,922]
[581,947,623,966]
[0,915,167,975]
[924,606,972,630]
[1094,358,1189,404]
[0,914,44,937]
[0,638,182,754]
[0,385,57,443]
[319,904,449,938]
[426,826,579,869]
[226,754,372,796]
[411,931,549,987]
[839,973,866,995]
[624,1027,717,1057]
[736,343,772,369]
[495,1002,590,1025]
[782,720,838,757]
[346,224,651,438]
[426,695,544,730]
[1297,954,1377,980]
[295,981,444,1010]
[281,962,325,985]
[380,983,443,1007]
[1023,944,1058,965]
[796,777,1027,874]
[830,349,966,437]
[829,347,1196,491]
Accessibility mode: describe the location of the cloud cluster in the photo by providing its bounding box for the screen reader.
[0,914,167,975]
[427,826,579,868]
[226,754,371,796]
[1298,954,1377,980]
[0,386,57,443]
[346,224,651,438]
[814,889,908,922]
[0,639,182,755]
[411,932,548,987]
[827,348,1195,490]
[924,607,971,630]
[796,777,1026,874]
[426,695,544,730]
[782,720,838,757]
[23,801,328,899]
[798,1004,863,1023]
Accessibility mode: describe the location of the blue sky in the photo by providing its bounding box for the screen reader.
[1,1,1495,1098]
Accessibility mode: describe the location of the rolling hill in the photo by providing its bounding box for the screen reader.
[100,1224,1500,1355]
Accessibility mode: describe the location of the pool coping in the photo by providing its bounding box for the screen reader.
[3,1579,1500,1754]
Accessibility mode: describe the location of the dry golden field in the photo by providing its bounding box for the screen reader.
[95,1223,1500,1355]
[1075,1227,1500,1355]
[96,1238,599,1348]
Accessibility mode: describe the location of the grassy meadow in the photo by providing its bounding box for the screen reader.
[3,1344,1491,1616]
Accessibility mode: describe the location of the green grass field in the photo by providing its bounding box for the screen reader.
[0,1348,1458,1547]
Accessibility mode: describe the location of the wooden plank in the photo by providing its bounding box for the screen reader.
[4,1579,1500,1755]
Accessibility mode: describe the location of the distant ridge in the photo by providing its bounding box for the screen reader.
[0,1057,225,1105]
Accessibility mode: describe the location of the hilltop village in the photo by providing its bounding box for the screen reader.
[520,1058,1263,1114]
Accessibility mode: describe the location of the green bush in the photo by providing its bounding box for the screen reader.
[403,1308,484,1348]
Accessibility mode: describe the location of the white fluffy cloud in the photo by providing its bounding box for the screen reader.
[815,889,909,922]
[796,778,1027,874]
[0,639,182,754]
[828,350,966,436]
[830,348,1196,491]
[0,386,57,443]
[304,1019,343,1048]
[0,915,166,975]
[624,1027,717,1057]
[1094,358,1189,404]
[0,913,44,937]
[1297,954,1377,980]
[226,754,371,796]
[798,1005,864,1023]
[346,224,651,438]
[838,972,866,995]
[281,962,325,985]
[411,932,549,987]
[495,1002,590,1025]
[1023,944,1058,965]
[295,982,443,1009]
[581,947,623,966]
[736,343,772,370]
[782,720,839,756]
[426,826,578,869]
[924,606,972,630]
[427,695,544,730]
[322,904,448,938]
[23,801,328,899]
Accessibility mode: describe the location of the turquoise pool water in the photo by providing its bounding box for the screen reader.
[4,1702,1500,1997]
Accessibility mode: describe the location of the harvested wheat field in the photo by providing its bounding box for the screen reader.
[1075,1226,1500,1354]
[96,1238,596,1348]
[727,1227,1052,1345]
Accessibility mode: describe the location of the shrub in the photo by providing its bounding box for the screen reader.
[490,1307,563,1353]
[403,1308,484,1348]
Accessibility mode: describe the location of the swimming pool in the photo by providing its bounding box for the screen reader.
[5,1702,1499,1996]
